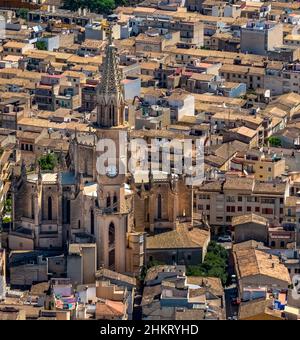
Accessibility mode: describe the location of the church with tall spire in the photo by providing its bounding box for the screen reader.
[9,23,194,279]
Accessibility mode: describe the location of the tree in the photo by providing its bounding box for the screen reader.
[4,197,12,214]
[186,241,229,285]
[36,41,47,51]
[2,216,12,224]
[267,136,282,147]
[17,8,29,20]
[38,153,58,171]
[63,0,116,14]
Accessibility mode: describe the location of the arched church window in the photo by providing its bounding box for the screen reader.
[108,222,115,270]
[157,194,162,220]
[31,194,35,219]
[113,193,117,212]
[106,194,111,208]
[84,155,88,175]
[91,210,94,235]
[109,222,115,246]
[48,196,52,221]
[109,106,113,123]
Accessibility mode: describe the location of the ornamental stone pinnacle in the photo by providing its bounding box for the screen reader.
[96,23,125,128]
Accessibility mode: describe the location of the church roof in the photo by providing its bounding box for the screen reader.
[27,173,58,184]
[61,172,76,185]
[146,225,210,250]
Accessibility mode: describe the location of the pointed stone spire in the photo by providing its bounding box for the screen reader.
[99,25,122,97]
[96,23,124,128]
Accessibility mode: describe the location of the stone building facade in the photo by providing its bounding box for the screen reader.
[11,26,196,277]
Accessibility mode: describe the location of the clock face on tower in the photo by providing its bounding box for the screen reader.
[106,165,118,178]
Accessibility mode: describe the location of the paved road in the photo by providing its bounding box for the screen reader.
[225,285,239,320]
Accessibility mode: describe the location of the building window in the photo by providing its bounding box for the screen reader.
[109,222,115,246]
[91,210,94,235]
[31,194,35,219]
[113,194,117,212]
[106,195,111,208]
[262,208,273,215]
[48,196,52,220]
[108,222,115,269]
[157,194,162,219]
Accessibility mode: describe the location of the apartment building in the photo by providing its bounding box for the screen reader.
[81,80,99,112]
[219,63,265,91]
[2,42,34,57]
[241,21,283,55]
[35,74,81,111]
[129,13,204,47]
[194,176,288,233]
[231,151,286,181]
[135,30,181,53]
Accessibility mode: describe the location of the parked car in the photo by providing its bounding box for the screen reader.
[231,297,241,306]
[217,235,232,242]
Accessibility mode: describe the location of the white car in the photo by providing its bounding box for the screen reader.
[217,235,232,243]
